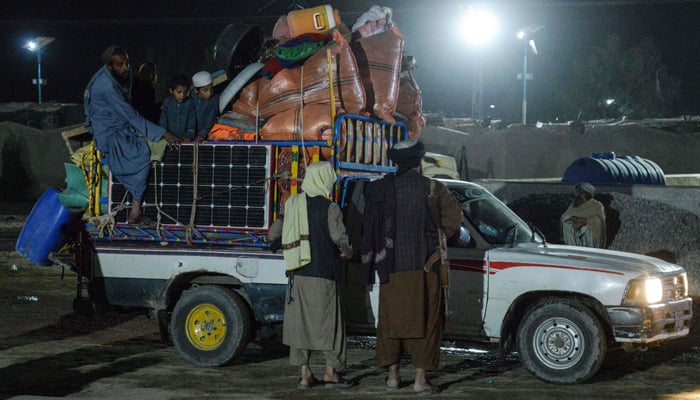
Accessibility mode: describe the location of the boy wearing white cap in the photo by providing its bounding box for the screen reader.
[190,70,219,141]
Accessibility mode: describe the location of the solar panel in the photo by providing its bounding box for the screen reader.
[110,143,272,229]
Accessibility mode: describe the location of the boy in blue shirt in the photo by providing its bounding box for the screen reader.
[159,74,196,140]
[191,71,219,141]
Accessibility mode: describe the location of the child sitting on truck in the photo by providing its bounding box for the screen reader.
[190,71,219,141]
[159,74,195,140]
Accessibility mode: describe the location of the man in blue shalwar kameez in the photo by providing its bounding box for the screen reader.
[84,46,180,224]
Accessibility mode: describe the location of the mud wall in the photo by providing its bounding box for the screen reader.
[420,123,700,180]
[0,121,73,201]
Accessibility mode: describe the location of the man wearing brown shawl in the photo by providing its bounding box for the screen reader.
[362,140,462,395]
[561,182,606,248]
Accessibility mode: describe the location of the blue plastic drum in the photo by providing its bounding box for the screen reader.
[15,188,77,266]
[562,152,666,185]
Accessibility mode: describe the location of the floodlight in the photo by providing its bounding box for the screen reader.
[460,6,499,48]
[516,26,543,124]
[23,36,55,104]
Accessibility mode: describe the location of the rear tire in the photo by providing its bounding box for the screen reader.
[517,298,606,383]
[171,285,251,366]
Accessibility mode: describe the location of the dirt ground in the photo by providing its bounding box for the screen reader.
[2,251,700,400]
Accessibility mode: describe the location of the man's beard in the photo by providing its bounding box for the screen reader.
[111,70,130,85]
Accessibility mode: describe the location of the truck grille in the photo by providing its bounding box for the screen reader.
[662,274,687,301]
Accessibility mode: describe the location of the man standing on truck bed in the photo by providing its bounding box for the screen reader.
[361,140,462,395]
[84,45,180,225]
[274,161,353,390]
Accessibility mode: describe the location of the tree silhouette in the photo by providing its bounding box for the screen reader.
[567,34,680,119]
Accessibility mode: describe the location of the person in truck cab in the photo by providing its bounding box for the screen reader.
[361,140,462,395]
[561,182,606,248]
[276,161,354,390]
[84,45,181,225]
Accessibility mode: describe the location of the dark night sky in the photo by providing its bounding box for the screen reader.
[2,0,700,122]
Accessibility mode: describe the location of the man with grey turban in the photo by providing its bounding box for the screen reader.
[561,182,606,248]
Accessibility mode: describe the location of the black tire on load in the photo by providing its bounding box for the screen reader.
[517,298,607,384]
[171,285,252,366]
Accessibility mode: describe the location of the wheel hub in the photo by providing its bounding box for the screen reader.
[533,317,584,370]
[186,303,228,351]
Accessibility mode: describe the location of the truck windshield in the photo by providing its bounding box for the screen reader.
[453,187,536,245]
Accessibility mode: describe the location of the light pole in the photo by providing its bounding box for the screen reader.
[516,26,542,125]
[24,36,55,104]
[460,5,499,120]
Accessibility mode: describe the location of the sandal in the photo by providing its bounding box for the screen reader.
[385,377,401,391]
[323,378,353,388]
[416,385,438,396]
[297,377,320,390]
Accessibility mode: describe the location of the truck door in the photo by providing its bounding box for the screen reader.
[444,225,488,338]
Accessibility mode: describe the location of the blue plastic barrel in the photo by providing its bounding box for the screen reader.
[562,152,666,185]
[15,188,77,266]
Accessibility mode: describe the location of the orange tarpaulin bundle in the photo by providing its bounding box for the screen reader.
[231,79,260,119]
[260,104,346,159]
[351,24,404,123]
[208,124,258,141]
[395,72,426,139]
[233,29,365,119]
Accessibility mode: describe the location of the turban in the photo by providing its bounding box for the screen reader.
[388,140,425,175]
[575,182,596,197]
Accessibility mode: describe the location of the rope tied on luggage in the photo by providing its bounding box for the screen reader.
[185,140,200,244]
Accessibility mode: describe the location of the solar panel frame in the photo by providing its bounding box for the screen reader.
[109,143,272,230]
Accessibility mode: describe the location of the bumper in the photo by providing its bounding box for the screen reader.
[606,297,693,343]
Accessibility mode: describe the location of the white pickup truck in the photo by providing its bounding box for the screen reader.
[21,115,691,384]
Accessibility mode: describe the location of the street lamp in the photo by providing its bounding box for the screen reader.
[23,36,54,104]
[516,26,542,125]
[460,5,499,120]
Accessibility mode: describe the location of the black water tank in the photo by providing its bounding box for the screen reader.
[562,152,666,185]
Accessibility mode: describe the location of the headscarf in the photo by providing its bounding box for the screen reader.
[282,162,337,270]
[575,182,595,197]
[301,161,337,197]
[388,139,425,175]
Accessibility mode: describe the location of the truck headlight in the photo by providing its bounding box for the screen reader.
[625,278,663,305]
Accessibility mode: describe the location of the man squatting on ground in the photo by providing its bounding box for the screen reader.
[560,182,606,248]
[84,45,180,224]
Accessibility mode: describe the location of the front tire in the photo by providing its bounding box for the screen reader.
[171,285,251,366]
[517,298,606,383]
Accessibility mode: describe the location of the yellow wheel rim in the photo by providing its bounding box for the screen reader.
[185,303,228,351]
